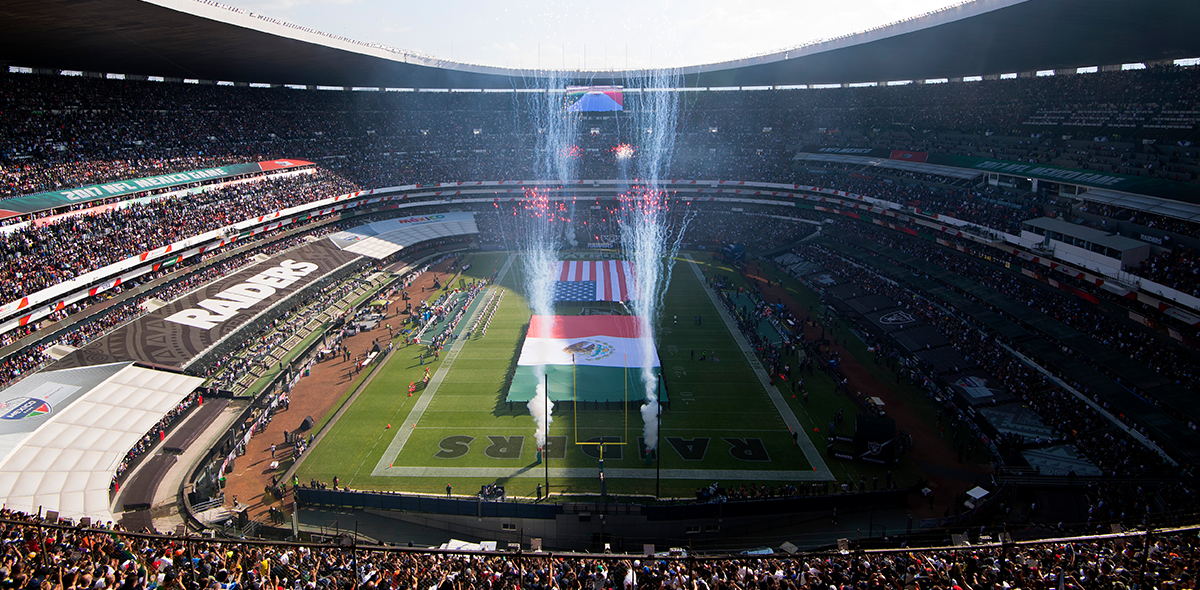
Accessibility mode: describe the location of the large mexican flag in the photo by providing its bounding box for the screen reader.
[507,315,664,403]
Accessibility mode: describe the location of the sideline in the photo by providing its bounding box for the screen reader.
[684,254,835,480]
[371,253,517,475]
[370,253,832,482]
[282,253,509,485]
[371,465,828,480]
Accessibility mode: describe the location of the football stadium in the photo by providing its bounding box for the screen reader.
[0,0,1198,582]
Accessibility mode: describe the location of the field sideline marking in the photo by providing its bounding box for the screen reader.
[371,253,517,476]
[372,466,829,480]
[684,254,835,481]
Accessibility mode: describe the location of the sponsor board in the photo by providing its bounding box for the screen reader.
[55,240,359,369]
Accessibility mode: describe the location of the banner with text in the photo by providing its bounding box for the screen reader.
[0,160,314,219]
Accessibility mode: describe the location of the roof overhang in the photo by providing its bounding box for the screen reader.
[1,0,1198,88]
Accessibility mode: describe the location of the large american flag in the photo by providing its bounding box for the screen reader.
[554,260,637,302]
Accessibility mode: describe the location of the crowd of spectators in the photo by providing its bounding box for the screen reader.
[1134,247,1200,297]
[0,205,401,391]
[3,64,1197,193]
[0,506,1195,589]
[823,218,1200,407]
[0,60,1197,449]
[204,269,375,391]
[3,65,1198,336]
[113,392,200,483]
[787,238,1176,478]
[0,155,253,202]
[0,169,356,302]
[1076,201,1200,240]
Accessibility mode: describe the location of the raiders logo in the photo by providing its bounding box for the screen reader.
[879,311,916,325]
[867,441,882,455]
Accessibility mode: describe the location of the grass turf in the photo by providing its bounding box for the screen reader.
[297,251,874,500]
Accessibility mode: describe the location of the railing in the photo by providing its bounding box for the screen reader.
[191,494,225,513]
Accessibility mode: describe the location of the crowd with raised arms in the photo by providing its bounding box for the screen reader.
[0,505,1195,590]
[0,169,356,302]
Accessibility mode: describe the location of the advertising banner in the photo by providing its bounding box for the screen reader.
[0,160,314,219]
[54,240,358,369]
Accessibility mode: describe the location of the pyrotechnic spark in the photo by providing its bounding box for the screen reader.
[518,186,564,449]
[612,143,636,160]
[558,145,583,159]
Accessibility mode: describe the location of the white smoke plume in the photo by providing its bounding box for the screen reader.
[617,68,690,452]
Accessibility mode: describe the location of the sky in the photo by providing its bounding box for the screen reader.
[220,0,969,70]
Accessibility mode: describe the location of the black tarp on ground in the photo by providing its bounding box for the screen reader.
[825,283,868,302]
[892,325,952,355]
[912,347,974,375]
[945,370,1016,406]
[854,415,897,465]
[119,510,154,533]
[977,403,1059,440]
[163,399,230,454]
[804,271,839,287]
[121,455,177,511]
[846,294,901,316]
[864,308,924,333]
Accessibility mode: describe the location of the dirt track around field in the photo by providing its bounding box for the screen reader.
[743,261,992,520]
[222,259,456,524]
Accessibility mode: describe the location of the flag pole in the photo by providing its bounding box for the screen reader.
[545,371,550,498]
[573,352,578,446]
[656,376,662,498]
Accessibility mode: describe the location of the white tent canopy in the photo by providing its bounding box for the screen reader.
[327,212,478,259]
[0,364,204,523]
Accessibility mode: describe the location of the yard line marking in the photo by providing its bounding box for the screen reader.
[371,253,517,476]
[684,254,834,481]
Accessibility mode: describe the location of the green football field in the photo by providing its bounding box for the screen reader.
[295,250,898,500]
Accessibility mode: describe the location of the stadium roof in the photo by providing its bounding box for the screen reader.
[0,362,204,523]
[1,0,1198,89]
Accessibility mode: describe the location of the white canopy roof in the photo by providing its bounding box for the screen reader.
[0,364,204,523]
[327,212,478,259]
